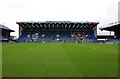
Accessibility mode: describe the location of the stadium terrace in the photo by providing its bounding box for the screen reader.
[100,22,120,44]
[0,24,15,43]
[16,21,99,43]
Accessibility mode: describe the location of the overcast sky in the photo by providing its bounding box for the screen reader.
[0,0,119,38]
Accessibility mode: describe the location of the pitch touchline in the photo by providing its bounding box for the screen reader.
[4,63,117,64]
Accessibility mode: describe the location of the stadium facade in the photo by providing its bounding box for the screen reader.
[16,21,99,43]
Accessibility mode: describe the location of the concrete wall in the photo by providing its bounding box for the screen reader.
[19,26,23,37]
[0,28,2,78]
[93,26,97,38]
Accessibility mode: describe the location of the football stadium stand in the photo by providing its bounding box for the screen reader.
[16,21,99,43]
[0,24,15,43]
[100,22,120,44]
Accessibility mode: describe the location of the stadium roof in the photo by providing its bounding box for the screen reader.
[100,22,120,31]
[0,24,15,32]
[16,21,99,29]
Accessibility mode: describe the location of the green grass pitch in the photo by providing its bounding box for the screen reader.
[2,43,118,77]
[0,44,2,78]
